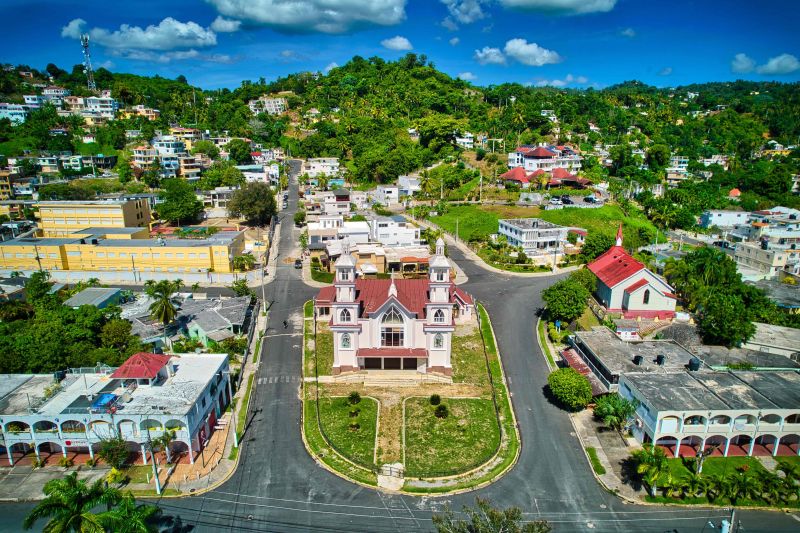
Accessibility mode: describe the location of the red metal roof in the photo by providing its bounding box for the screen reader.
[316,286,335,303]
[452,286,474,305]
[551,167,574,179]
[110,353,171,380]
[588,246,645,288]
[728,188,741,197]
[500,167,529,183]
[624,278,649,294]
[525,146,556,158]
[356,347,427,358]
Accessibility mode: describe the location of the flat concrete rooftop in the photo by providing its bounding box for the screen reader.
[574,327,700,376]
[500,218,566,230]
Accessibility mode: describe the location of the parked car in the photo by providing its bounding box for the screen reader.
[294,259,302,269]
[549,198,563,205]
[584,195,598,203]
[562,196,574,205]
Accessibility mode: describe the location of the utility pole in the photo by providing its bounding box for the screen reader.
[455,218,459,243]
[224,371,238,448]
[479,173,483,203]
[145,427,162,495]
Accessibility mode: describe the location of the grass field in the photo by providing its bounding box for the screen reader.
[586,447,606,475]
[429,203,657,249]
[404,398,500,477]
[576,308,601,331]
[304,321,333,377]
[450,326,490,387]
[318,396,378,466]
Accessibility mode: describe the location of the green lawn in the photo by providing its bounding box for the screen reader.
[311,267,334,284]
[429,203,657,250]
[123,465,154,484]
[576,307,601,331]
[537,319,556,368]
[306,324,333,377]
[450,326,490,387]
[586,447,606,475]
[404,397,500,477]
[317,396,378,466]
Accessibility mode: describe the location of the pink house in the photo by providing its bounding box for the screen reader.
[314,239,473,376]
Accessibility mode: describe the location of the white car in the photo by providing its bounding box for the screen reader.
[549,198,563,205]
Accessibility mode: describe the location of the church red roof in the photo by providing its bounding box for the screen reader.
[588,246,645,288]
[314,279,472,318]
[110,353,171,380]
[624,278,649,294]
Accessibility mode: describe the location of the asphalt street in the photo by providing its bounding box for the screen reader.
[3,167,798,532]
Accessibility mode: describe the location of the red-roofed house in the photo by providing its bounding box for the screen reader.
[110,352,172,385]
[314,239,473,376]
[728,188,741,201]
[587,226,676,319]
[500,167,530,188]
[508,144,582,173]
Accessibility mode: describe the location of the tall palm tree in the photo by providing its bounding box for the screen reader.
[705,473,730,502]
[682,471,707,499]
[144,279,183,348]
[24,472,121,532]
[633,444,669,497]
[103,493,160,533]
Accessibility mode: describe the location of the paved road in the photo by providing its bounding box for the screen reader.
[4,171,798,532]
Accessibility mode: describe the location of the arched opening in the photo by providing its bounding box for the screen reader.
[433,333,444,349]
[728,435,753,456]
[658,416,680,433]
[753,434,779,456]
[683,415,706,426]
[760,413,782,424]
[679,435,703,457]
[341,333,351,349]
[169,441,192,464]
[165,419,186,432]
[709,415,731,426]
[117,419,136,437]
[36,441,63,465]
[776,434,800,456]
[140,419,163,432]
[88,421,113,440]
[4,421,30,434]
[784,413,800,424]
[381,307,404,347]
[433,309,445,323]
[339,308,351,323]
[703,435,727,457]
[655,436,679,457]
[33,420,58,434]
[733,414,756,427]
[643,289,650,305]
[7,442,33,466]
[60,420,86,434]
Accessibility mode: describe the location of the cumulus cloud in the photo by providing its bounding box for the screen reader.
[278,49,309,62]
[210,16,241,33]
[62,17,217,50]
[441,17,460,31]
[61,18,86,39]
[659,66,673,76]
[499,0,617,15]
[208,0,406,33]
[441,0,489,24]
[504,38,561,66]
[458,71,477,81]
[109,48,202,63]
[324,62,339,73]
[381,35,413,50]
[620,27,635,38]
[533,73,587,87]
[449,37,460,46]
[756,53,800,75]
[474,46,506,65]
[731,53,756,73]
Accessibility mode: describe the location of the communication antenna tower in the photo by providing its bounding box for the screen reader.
[80,34,96,91]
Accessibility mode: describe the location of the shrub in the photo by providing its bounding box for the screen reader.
[58,456,74,468]
[348,422,360,431]
[434,404,449,418]
[98,436,130,469]
[349,408,360,417]
[547,368,593,411]
[106,467,128,485]
[348,391,361,405]
[85,457,97,468]
[32,458,46,468]
[429,394,441,406]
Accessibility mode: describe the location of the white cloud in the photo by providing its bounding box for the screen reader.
[110,49,202,63]
[61,18,86,39]
[66,17,217,51]
[324,62,339,73]
[620,27,635,38]
[441,0,489,24]
[381,35,413,51]
[98,60,115,70]
[457,71,477,81]
[756,53,800,75]
[210,16,241,33]
[659,66,672,76]
[441,17,460,31]
[204,53,237,64]
[474,46,506,65]
[533,73,588,87]
[499,0,617,15]
[449,37,460,46]
[279,49,308,62]
[208,0,406,33]
[504,38,561,66]
[731,53,755,73]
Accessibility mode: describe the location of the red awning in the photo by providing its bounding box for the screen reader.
[356,348,428,358]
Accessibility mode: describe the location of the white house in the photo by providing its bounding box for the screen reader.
[620,371,800,458]
[0,104,29,125]
[248,96,287,116]
[498,218,572,257]
[372,185,399,206]
[700,210,751,229]
[587,226,677,319]
[305,157,340,178]
[314,239,473,377]
[0,352,231,466]
[369,216,421,247]
[507,145,582,173]
[455,132,474,150]
[398,175,421,197]
[338,221,371,244]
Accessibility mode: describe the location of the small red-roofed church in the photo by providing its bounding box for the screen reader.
[314,239,473,376]
[587,226,677,319]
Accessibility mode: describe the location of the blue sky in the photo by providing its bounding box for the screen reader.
[3,0,799,89]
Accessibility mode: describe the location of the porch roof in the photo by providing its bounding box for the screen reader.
[356,347,428,358]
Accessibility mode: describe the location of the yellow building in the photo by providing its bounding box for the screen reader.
[0,171,18,201]
[0,230,245,274]
[36,199,152,237]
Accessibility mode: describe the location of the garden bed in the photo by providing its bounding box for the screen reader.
[317,395,378,466]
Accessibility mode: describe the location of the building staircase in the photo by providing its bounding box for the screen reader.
[332,370,452,387]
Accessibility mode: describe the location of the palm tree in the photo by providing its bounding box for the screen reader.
[705,473,730,502]
[758,470,788,505]
[24,472,120,532]
[103,493,160,533]
[777,460,800,485]
[144,279,183,348]
[154,430,176,464]
[633,444,669,497]
[682,471,707,499]
[730,472,762,504]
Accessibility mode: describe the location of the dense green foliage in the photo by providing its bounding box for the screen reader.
[593,394,637,431]
[227,182,277,225]
[433,498,551,533]
[547,368,593,411]
[542,278,590,323]
[157,178,203,224]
